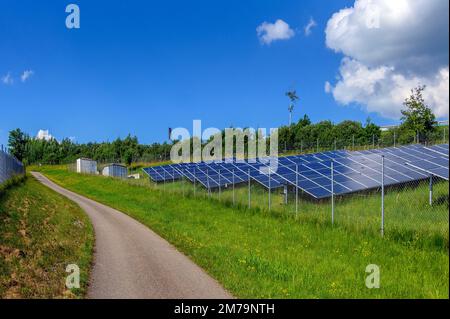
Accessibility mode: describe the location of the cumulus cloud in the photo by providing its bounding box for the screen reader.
[257,19,295,45]
[1,72,13,85]
[325,0,449,119]
[21,70,34,82]
[304,17,317,36]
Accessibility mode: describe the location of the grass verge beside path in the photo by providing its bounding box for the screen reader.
[0,175,93,298]
[38,166,448,298]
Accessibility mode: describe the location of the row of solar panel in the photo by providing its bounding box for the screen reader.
[143,144,449,199]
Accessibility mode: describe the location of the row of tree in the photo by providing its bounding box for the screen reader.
[7,132,173,166]
[7,86,442,165]
[273,85,441,151]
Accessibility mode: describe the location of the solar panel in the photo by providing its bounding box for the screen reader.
[405,157,449,181]
[143,143,449,199]
[424,144,449,157]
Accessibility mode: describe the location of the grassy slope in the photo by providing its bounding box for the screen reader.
[0,175,94,299]
[38,166,448,298]
[141,174,449,248]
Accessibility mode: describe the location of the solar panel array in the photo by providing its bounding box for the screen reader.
[143,144,449,199]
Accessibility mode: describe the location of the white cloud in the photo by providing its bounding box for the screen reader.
[21,70,34,82]
[304,17,317,36]
[330,59,449,118]
[36,129,54,141]
[325,0,449,119]
[1,72,13,85]
[256,19,295,45]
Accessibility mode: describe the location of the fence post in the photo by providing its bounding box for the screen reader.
[444,128,446,144]
[372,134,375,148]
[381,155,385,237]
[248,169,251,209]
[300,140,303,154]
[163,170,166,192]
[218,169,221,201]
[352,135,355,150]
[268,167,271,211]
[232,168,235,206]
[193,167,196,196]
[394,130,396,147]
[181,168,184,197]
[331,160,335,225]
[316,138,319,153]
[295,164,299,216]
[429,175,433,206]
[334,139,337,151]
[207,168,211,198]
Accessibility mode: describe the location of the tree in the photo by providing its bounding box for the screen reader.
[285,90,299,126]
[123,149,134,166]
[364,117,381,145]
[8,128,28,161]
[400,85,437,141]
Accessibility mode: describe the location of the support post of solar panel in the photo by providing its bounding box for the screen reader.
[429,174,433,206]
[331,160,335,226]
[295,164,299,216]
[381,155,385,237]
[248,169,251,209]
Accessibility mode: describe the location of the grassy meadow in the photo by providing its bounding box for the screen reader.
[139,172,449,248]
[34,165,449,298]
[0,175,94,298]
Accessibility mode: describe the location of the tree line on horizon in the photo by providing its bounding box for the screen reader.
[7,86,443,166]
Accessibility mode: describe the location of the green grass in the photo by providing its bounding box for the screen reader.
[35,165,449,298]
[0,175,94,299]
[138,171,449,249]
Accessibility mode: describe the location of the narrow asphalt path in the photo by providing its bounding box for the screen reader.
[31,172,232,299]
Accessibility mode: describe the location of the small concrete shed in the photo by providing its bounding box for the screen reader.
[102,163,128,178]
[76,158,97,174]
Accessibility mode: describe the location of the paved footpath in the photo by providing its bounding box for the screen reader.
[32,172,232,299]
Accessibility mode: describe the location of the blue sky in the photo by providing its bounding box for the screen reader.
[0,0,448,146]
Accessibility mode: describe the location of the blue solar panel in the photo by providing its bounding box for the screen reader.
[405,156,449,181]
[143,143,449,199]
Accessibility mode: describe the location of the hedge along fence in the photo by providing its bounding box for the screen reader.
[0,147,25,185]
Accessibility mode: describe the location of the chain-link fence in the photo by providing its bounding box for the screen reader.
[135,152,448,249]
[0,147,25,185]
[279,127,449,156]
[60,138,448,248]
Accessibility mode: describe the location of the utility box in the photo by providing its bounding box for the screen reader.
[76,158,97,174]
[102,163,128,178]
